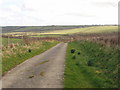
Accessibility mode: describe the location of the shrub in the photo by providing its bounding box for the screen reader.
[28,49,32,53]
[77,52,80,55]
[71,49,76,53]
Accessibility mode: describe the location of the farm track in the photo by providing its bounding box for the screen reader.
[2,43,67,88]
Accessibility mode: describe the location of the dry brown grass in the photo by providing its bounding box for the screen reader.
[2,37,44,59]
[66,32,119,49]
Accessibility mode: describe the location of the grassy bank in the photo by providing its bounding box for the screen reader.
[64,41,118,88]
[2,40,59,74]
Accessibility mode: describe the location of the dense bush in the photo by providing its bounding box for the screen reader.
[28,49,32,53]
[77,52,80,55]
[71,49,76,53]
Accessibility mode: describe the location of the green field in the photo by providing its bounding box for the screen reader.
[2,38,23,45]
[41,26,118,35]
[64,41,118,88]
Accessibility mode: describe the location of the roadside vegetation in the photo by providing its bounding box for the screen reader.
[69,32,119,49]
[2,37,59,74]
[64,41,119,88]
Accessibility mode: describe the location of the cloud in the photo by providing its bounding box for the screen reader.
[65,13,96,18]
[0,0,44,26]
[92,1,118,8]
[21,4,36,12]
[0,0,118,25]
[0,14,45,26]
[0,0,2,4]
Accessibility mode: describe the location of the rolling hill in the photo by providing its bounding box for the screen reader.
[2,25,92,33]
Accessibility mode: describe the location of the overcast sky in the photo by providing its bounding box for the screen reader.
[0,0,119,26]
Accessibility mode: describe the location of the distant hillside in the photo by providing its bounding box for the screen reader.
[2,25,92,33]
[2,26,26,33]
[40,26,118,35]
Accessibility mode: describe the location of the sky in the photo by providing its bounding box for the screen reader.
[0,0,119,26]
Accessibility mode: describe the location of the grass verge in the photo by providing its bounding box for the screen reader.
[64,41,119,88]
[2,41,59,75]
